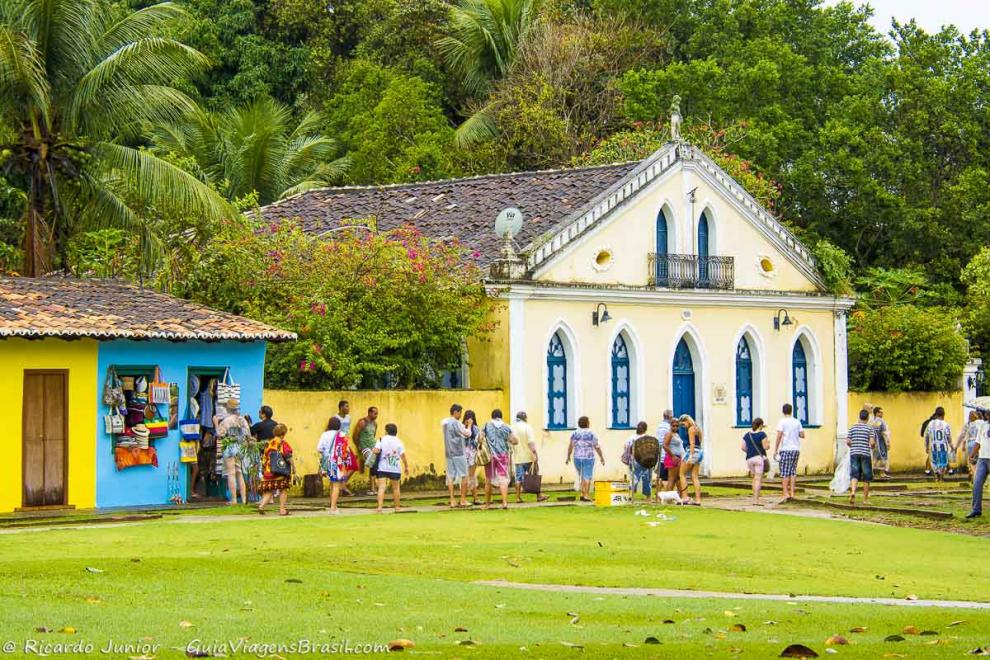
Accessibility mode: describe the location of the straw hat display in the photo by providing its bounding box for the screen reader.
[132,424,151,448]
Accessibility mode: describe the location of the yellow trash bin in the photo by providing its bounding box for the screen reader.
[594,481,631,507]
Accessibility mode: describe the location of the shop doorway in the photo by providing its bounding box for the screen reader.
[187,368,228,500]
[22,370,68,508]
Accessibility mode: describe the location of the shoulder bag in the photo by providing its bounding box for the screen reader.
[216,368,240,407]
[522,461,542,495]
[270,446,292,478]
[746,432,770,473]
[476,432,492,466]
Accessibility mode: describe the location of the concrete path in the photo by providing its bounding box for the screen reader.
[475,580,990,610]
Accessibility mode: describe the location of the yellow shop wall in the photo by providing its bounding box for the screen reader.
[0,338,99,513]
[263,389,507,481]
[847,391,964,472]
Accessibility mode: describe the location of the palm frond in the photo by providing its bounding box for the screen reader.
[0,24,51,124]
[97,2,187,56]
[93,141,235,222]
[454,103,499,148]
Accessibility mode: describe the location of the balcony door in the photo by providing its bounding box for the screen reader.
[697,212,710,286]
[655,209,669,286]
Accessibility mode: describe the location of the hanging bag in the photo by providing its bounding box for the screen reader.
[150,367,171,405]
[522,461,542,495]
[745,432,770,474]
[476,433,492,467]
[102,367,125,408]
[104,409,125,435]
[179,440,199,463]
[216,368,240,407]
[270,447,291,478]
[180,419,201,440]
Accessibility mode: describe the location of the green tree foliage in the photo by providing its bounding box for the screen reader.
[153,96,348,204]
[0,0,232,275]
[848,305,969,392]
[437,0,543,98]
[812,239,853,296]
[174,218,495,389]
[961,247,990,357]
[325,60,464,184]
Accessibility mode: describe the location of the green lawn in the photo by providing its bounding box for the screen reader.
[0,505,987,658]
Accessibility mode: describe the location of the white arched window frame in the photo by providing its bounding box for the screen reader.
[605,323,643,429]
[731,325,767,426]
[544,322,580,430]
[788,327,824,427]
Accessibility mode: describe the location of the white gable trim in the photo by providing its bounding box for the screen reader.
[524,142,824,290]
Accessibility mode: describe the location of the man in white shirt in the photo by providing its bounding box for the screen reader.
[773,403,805,501]
[966,413,990,519]
[511,411,547,502]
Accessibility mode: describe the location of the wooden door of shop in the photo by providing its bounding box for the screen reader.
[22,371,68,507]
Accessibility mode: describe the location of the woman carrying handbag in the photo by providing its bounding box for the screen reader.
[741,418,770,506]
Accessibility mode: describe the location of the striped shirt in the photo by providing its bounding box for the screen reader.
[847,423,874,457]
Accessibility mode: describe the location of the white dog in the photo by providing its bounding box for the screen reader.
[655,490,684,506]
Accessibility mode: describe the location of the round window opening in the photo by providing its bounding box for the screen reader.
[595,250,613,268]
[760,257,775,273]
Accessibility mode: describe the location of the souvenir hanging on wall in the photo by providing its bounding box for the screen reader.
[104,409,125,434]
[168,383,180,429]
[216,368,240,407]
[102,367,126,409]
[150,367,170,404]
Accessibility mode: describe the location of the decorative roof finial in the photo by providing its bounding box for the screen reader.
[670,94,683,142]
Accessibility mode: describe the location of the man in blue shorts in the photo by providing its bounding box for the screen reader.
[847,409,876,505]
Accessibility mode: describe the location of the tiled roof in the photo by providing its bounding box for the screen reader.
[0,277,296,342]
[256,163,640,266]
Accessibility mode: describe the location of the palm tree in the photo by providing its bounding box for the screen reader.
[153,96,349,205]
[436,0,542,99]
[0,0,232,276]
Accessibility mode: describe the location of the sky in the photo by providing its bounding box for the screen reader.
[825,0,990,36]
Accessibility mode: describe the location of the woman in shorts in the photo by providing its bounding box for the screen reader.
[663,419,688,503]
[565,416,606,502]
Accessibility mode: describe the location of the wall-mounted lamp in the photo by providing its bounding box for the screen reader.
[592,303,612,327]
[773,308,793,331]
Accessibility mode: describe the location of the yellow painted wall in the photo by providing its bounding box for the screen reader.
[467,302,509,390]
[0,338,99,513]
[519,299,839,481]
[537,165,819,293]
[847,391,964,472]
[263,389,507,483]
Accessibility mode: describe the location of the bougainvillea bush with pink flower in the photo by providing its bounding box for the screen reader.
[176,215,495,388]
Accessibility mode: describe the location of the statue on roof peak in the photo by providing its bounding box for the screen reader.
[669,95,683,142]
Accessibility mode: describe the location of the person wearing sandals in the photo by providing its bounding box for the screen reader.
[462,410,482,505]
[741,418,769,505]
[373,423,408,513]
[679,414,704,505]
[481,409,516,509]
[216,398,251,506]
[258,424,294,516]
[662,419,688,503]
[318,416,359,515]
[442,404,472,508]
[565,417,605,502]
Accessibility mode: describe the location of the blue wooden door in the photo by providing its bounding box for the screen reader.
[656,210,669,286]
[736,337,753,426]
[547,332,568,429]
[672,336,696,418]
[697,212,710,286]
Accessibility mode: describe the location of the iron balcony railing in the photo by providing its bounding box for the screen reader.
[648,253,735,290]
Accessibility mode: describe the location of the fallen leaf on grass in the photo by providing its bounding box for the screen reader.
[569,616,580,625]
[178,621,194,629]
[388,639,414,651]
[284,578,303,584]
[85,597,102,604]
[884,635,905,642]
[374,603,385,607]
[454,627,468,633]
[662,619,675,624]
[58,627,76,634]
[825,635,848,646]
[128,655,155,660]
[849,627,867,633]
[494,604,506,609]
[559,641,583,649]
[35,627,51,633]
[764,621,778,626]
[948,620,966,627]
[967,647,990,655]
[926,639,951,646]
[920,630,938,636]
[729,624,747,633]
[566,611,579,617]
[622,642,638,648]
[85,567,103,574]
[902,626,920,635]
[644,637,660,645]
[904,594,918,601]
[779,643,819,657]
[724,610,736,617]
[825,649,837,655]
[881,654,905,658]
[457,639,478,646]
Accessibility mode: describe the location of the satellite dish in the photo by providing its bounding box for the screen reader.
[495,207,524,239]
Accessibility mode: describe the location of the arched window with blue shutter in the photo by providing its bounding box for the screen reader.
[698,211,710,285]
[547,332,568,429]
[611,334,631,428]
[792,340,809,425]
[656,209,669,286]
[736,336,753,426]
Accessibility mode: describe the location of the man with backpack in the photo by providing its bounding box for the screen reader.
[622,421,660,501]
